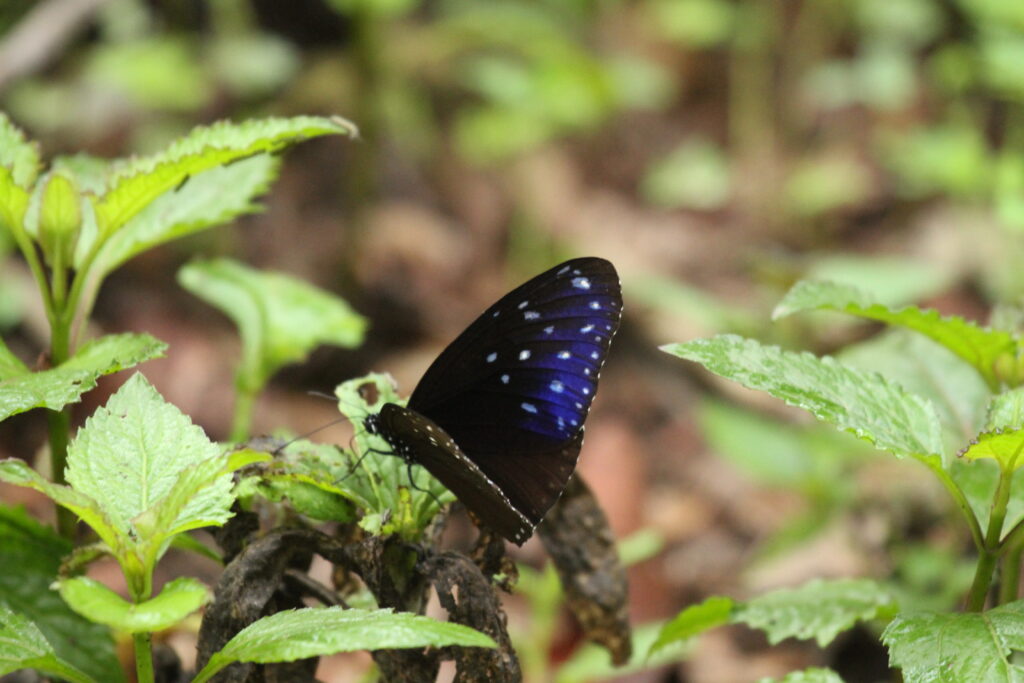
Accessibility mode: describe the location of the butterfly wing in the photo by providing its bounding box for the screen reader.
[406,257,622,529]
[377,403,535,545]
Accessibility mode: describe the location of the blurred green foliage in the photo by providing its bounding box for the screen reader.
[4,0,1023,247]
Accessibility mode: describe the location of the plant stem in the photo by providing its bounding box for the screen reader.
[920,455,985,552]
[230,382,255,443]
[134,632,154,683]
[49,307,75,538]
[966,465,1014,611]
[999,539,1023,605]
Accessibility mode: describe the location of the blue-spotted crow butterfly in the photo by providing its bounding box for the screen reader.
[364,257,622,545]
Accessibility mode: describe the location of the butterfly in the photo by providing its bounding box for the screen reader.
[363,257,622,545]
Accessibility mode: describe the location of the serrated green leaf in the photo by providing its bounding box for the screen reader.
[0,605,95,683]
[65,373,225,539]
[132,448,268,566]
[960,430,1024,470]
[193,607,495,683]
[82,155,279,273]
[0,112,41,188]
[662,335,944,461]
[178,258,367,391]
[0,460,121,553]
[773,280,1017,389]
[648,596,733,657]
[0,505,122,682]
[757,668,845,683]
[838,331,990,452]
[883,600,1024,681]
[57,576,208,633]
[96,116,355,233]
[736,578,896,647]
[0,332,166,420]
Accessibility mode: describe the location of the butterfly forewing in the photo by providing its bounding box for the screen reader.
[377,404,534,544]
[401,257,623,536]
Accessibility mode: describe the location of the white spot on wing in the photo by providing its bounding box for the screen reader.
[580,324,594,333]
[589,301,601,310]
[573,277,591,290]
[518,300,529,309]
[558,265,571,275]
[557,350,571,359]
[590,351,599,360]
[521,402,538,414]
[524,310,540,320]
[500,374,510,384]
[519,350,531,361]
[544,325,554,335]
[550,380,564,393]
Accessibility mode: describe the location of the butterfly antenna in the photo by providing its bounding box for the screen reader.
[270,416,349,455]
[306,390,338,402]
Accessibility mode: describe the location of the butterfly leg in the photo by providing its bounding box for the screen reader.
[405,460,445,511]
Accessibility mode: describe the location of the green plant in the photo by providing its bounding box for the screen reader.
[656,278,1024,680]
[0,113,504,680]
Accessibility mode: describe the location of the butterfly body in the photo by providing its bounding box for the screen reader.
[364,257,622,545]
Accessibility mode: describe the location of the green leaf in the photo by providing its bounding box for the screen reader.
[838,331,990,452]
[334,374,453,533]
[0,333,166,421]
[65,373,229,541]
[958,387,1024,470]
[985,387,1024,431]
[0,605,96,683]
[95,116,356,233]
[757,668,845,683]
[735,578,896,647]
[132,448,268,567]
[959,430,1024,470]
[648,596,733,657]
[0,112,41,188]
[82,155,279,273]
[883,600,1024,681]
[37,173,81,266]
[805,255,952,306]
[0,505,122,681]
[662,335,944,461]
[57,576,208,634]
[0,115,38,241]
[649,580,895,662]
[0,167,30,241]
[0,460,121,553]
[178,258,367,391]
[773,280,1017,388]
[193,607,495,683]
